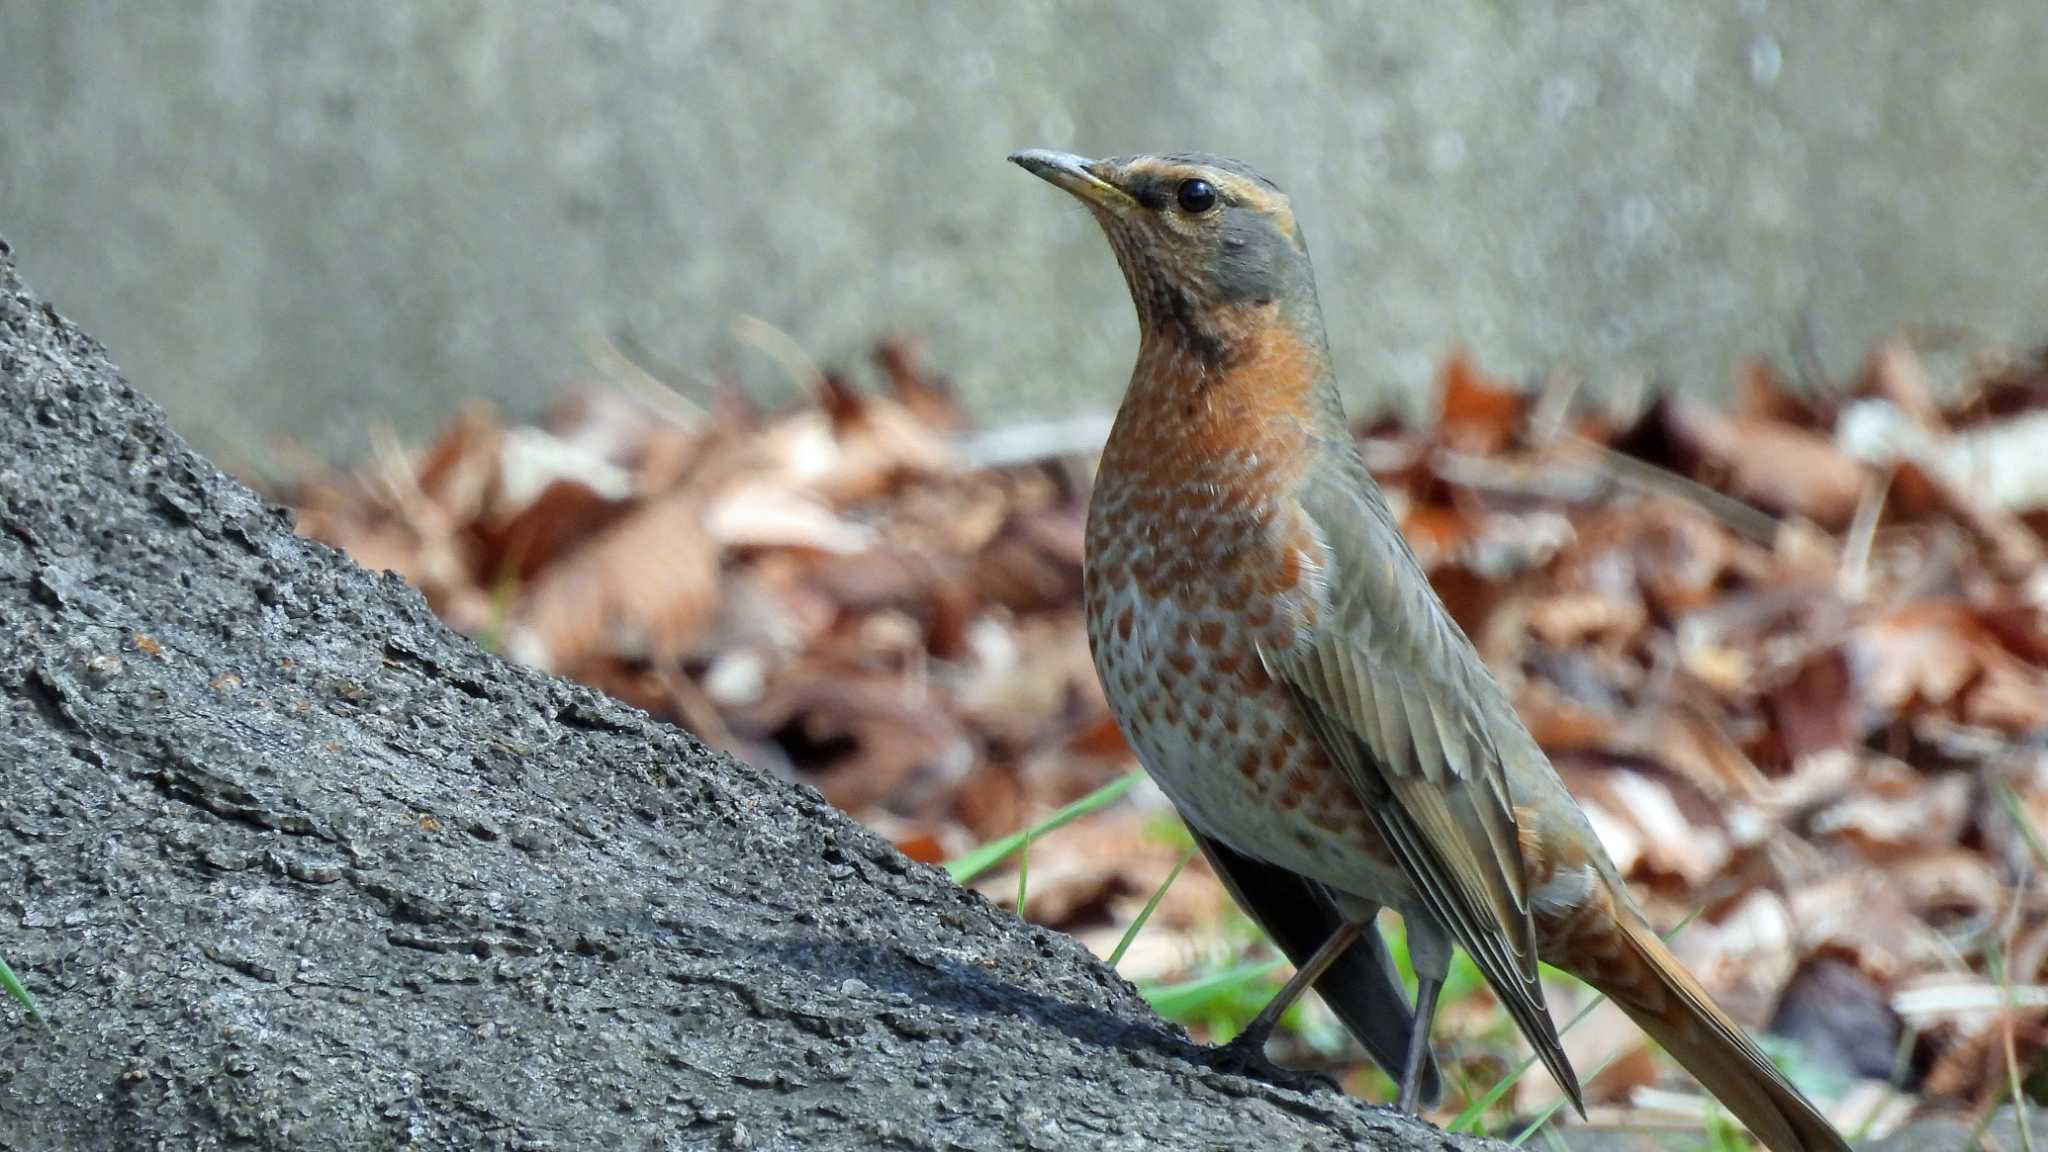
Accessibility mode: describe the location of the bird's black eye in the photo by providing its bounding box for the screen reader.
[1175,178,1217,214]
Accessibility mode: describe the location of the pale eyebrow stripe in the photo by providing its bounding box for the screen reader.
[1211,173,1294,234]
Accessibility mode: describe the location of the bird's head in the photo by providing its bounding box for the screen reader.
[1009,150,1320,364]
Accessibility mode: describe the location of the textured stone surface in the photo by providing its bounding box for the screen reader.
[0,233,1484,1149]
[2,3,2044,468]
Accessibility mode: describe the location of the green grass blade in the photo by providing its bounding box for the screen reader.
[945,771,1143,885]
[1109,845,1196,969]
[1140,958,1285,1020]
[1996,781,2048,869]
[1449,985,1609,1132]
[1510,1041,1633,1146]
[1,953,41,1021]
[1445,1062,1492,1139]
[1991,932,2040,1152]
[1015,828,1033,914]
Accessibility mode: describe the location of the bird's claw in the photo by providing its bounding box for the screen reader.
[1203,1033,1341,1094]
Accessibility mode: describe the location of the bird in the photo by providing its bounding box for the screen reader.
[1010,148,1849,1152]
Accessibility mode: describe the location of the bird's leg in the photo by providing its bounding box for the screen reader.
[1396,975,1442,1113]
[1222,919,1365,1059]
[1397,915,1453,1113]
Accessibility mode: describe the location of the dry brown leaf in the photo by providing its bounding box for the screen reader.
[409,401,505,524]
[276,334,2048,1114]
[1923,1006,2048,1106]
[1620,704,1771,805]
[1523,590,1647,650]
[1883,848,2004,924]
[1560,501,1736,613]
[1790,872,1922,980]
[706,480,872,553]
[478,475,631,580]
[506,491,719,672]
[1809,757,1970,858]
[1399,500,1482,568]
[1675,890,1801,1027]
[955,615,1099,751]
[810,376,955,504]
[733,670,975,818]
[1857,340,1945,432]
[972,508,1086,613]
[1852,602,2048,732]
[1734,357,1827,429]
[890,830,949,866]
[1654,395,1870,529]
[1760,647,1860,766]
[1584,768,1732,886]
[1515,683,1622,753]
[1434,348,1525,454]
[873,336,962,430]
[1876,458,2047,578]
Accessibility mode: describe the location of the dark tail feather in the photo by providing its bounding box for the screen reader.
[1194,832,1442,1105]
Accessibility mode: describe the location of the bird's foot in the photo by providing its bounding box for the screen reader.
[1203,1032,1341,1094]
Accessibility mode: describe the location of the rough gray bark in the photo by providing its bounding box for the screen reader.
[0,235,1473,1150]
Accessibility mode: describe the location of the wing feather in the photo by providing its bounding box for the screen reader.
[1262,442,1583,1111]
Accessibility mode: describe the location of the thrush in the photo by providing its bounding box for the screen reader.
[1011,149,1848,1152]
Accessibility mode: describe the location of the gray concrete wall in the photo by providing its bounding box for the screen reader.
[3,2,2044,469]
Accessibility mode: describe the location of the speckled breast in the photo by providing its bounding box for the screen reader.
[1082,435,1407,901]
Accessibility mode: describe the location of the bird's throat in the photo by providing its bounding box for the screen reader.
[1117,298,1338,477]
[1136,295,1332,399]
[1149,285,1236,368]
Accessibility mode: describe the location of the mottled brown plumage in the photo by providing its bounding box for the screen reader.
[1012,148,1847,1152]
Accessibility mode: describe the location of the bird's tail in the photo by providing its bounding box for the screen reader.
[1584,912,1849,1152]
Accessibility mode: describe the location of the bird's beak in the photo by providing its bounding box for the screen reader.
[1008,150,1133,214]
